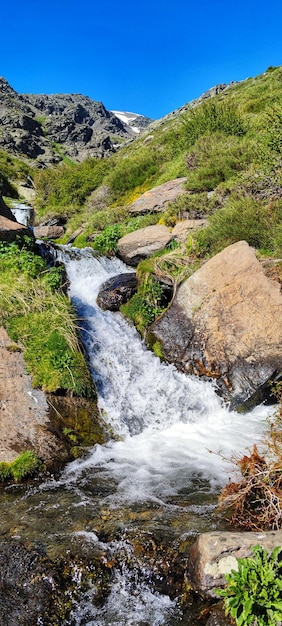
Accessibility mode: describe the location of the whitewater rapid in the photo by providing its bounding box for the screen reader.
[57,247,272,508]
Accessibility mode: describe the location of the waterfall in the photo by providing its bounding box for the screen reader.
[10,201,34,226]
[56,246,271,504]
[47,245,271,624]
[1,243,274,625]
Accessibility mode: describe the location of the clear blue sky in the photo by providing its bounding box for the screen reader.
[2,0,282,119]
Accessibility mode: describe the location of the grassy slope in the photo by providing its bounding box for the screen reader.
[2,66,282,335]
[31,66,282,246]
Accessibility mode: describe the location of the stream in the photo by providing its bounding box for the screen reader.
[0,244,274,625]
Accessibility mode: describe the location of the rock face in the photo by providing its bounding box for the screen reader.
[0,327,67,464]
[128,178,187,215]
[117,224,172,266]
[188,530,282,597]
[0,77,151,164]
[97,272,138,311]
[152,241,282,407]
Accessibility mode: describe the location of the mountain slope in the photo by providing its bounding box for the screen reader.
[0,77,151,164]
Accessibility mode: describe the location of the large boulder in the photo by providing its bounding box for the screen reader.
[128,178,187,215]
[152,241,282,408]
[0,215,34,243]
[188,530,282,598]
[97,272,138,311]
[0,195,17,221]
[33,224,65,239]
[117,224,172,266]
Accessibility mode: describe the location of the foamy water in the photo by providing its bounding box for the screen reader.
[57,247,272,508]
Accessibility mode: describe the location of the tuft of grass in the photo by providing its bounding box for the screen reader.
[10,451,43,482]
[195,196,282,256]
[0,462,12,482]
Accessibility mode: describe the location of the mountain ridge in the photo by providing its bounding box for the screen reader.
[0,77,152,165]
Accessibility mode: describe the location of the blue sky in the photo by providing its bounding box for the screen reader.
[2,0,282,119]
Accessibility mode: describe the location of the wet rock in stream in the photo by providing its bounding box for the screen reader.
[0,538,112,626]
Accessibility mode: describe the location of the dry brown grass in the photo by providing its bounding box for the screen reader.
[219,391,282,530]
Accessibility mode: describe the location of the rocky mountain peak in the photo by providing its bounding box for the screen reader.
[0,79,152,165]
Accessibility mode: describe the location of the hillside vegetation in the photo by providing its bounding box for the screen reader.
[1,66,282,337]
[30,66,281,256]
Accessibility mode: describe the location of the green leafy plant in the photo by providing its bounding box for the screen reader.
[121,275,164,334]
[216,545,282,626]
[92,223,122,254]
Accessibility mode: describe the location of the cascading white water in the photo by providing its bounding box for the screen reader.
[10,201,33,226]
[21,244,273,626]
[56,246,272,508]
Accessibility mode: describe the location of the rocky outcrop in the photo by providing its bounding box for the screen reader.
[111,110,153,134]
[128,178,187,215]
[97,272,138,311]
[0,215,34,243]
[188,530,282,598]
[0,327,67,464]
[0,77,151,164]
[152,241,282,408]
[117,224,172,266]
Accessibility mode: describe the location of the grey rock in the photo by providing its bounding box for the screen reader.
[97,273,138,311]
[117,224,172,266]
[0,215,34,243]
[33,225,65,239]
[0,195,17,222]
[205,604,233,626]
[128,178,187,215]
[0,77,151,164]
[171,219,207,242]
[188,530,282,597]
[0,327,67,464]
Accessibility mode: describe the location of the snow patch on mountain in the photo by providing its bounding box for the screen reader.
[111,111,152,134]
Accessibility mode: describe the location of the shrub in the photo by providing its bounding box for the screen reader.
[185,133,254,192]
[34,157,110,214]
[121,276,164,334]
[103,150,160,200]
[0,239,45,277]
[217,545,282,626]
[195,196,280,254]
[181,99,246,148]
[218,395,282,531]
[0,242,94,396]
[92,223,122,254]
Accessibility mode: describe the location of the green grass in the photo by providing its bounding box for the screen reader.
[30,66,282,243]
[0,451,43,483]
[0,240,95,396]
[195,195,282,257]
